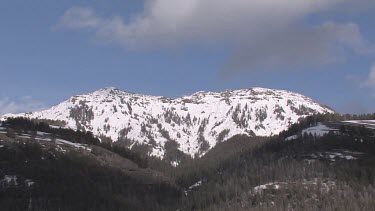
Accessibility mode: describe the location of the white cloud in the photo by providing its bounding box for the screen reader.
[57,0,373,71]
[0,96,47,116]
[362,64,375,88]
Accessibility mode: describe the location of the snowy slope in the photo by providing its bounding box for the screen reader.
[285,123,339,141]
[1,87,335,157]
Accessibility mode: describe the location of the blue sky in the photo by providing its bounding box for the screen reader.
[1,0,375,115]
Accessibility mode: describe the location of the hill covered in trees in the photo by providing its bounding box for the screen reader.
[1,114,375,210]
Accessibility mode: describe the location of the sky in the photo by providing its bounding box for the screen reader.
[1,0,375,115]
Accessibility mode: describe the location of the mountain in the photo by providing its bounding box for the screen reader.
[1,113,375,210]
[1,87,334,158]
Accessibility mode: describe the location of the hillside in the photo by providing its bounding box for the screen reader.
[1,87,334,159]
[1,114,375,210]
[0,122,180,210]
[172,115,375,210]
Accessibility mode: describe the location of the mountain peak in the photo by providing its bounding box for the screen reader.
[95,87,121,94]
[2,87,335,158]
[101,86,119,91]
[90,87,137,98]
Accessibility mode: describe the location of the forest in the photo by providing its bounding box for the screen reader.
[1,115,375,210]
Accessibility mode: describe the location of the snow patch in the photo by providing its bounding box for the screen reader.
[1,175,18,186]
[253,179,335,195]
[25,179,34,187]
[0,175,35,188]
[306,150,361,162]
[285,135,298,141]
[253,182,283,194]
[56,139,92,152]
[302,123,338,137]
[185,180,203,195]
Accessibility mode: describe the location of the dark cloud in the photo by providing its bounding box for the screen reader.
[225,22,369,72]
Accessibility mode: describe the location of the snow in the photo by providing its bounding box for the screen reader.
[342,150,364,155]
[1,175,18,185]
[188,180,202,190]
[37,131,50,136]
[1,87,334,158]
[343,120,375,129]
[344,120,375,124]
[285,135,298,141]
[307,151,360,161]
[56,145,67,153]
[253,182,283,194]
[302,123,339,137]
[0,175,35,188]
[285,123,338,141]
[344,155,355,160]
[253,179,335,195]
[4,130,92,153]
[185,180,202,195]
[56,139,92,152]
[25,179,34,187]
[49,125,61,129]
[253,184,268,193]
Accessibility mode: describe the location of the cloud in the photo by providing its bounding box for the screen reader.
[57,0,373,71]
[362,64,375,88]
[224,22,369,72]
[0,96,47,116]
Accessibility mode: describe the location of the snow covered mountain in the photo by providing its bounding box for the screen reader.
[1,87,335,158]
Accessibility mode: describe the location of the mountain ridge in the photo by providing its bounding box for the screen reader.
[1,87,335,158]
